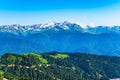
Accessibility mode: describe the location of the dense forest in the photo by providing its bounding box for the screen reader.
[0,52,120,80]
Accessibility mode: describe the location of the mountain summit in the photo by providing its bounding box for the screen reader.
[0,21,120,34]
[0,22,120,56]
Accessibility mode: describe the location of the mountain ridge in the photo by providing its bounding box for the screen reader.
[0,21,120,35]
[1,52,120,80]
[0,22,120,56]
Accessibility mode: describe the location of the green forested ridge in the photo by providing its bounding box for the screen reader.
[0,52,120,80]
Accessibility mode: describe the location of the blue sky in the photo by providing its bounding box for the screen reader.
[0,0,120,25]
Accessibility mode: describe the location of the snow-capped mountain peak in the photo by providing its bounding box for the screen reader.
[40,22,56,28]
[0,22,120,56]
[0,21,120,34]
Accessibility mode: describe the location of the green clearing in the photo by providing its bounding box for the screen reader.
[50,53,69,59]
[21,53,48,64]
[29,53,48,64]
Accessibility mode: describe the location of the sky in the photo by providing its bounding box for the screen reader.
[0,0,120,26]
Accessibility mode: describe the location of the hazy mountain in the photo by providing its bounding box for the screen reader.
[0,21,120,56]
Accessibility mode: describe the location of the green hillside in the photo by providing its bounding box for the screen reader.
[0,52,120,80]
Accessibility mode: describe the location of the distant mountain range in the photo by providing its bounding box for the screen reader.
[0,21,120,56]
[1,21,120,34]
